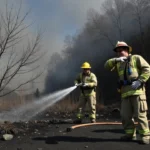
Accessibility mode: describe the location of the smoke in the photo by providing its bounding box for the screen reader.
[45,0,150,104]
[4,0,105,91]
[0,0,47,94]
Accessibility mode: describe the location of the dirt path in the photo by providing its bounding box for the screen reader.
[0,122,150,150]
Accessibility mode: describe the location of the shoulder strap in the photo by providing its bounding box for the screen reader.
[124,55,132,80]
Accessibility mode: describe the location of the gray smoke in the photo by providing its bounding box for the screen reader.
[45,0,150,104]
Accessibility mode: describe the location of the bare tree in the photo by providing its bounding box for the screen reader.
[86,9,115,47]
[47,52,63,72]
[102,0,126,40]
[130,0,150,57]
[0,1,44,97]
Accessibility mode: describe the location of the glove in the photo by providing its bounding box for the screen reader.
[82,83,89,87]
[131,80,142,90]
[115,57,127,62]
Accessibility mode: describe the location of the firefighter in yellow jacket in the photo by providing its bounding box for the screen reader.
[104,41,150,144]
[74,62,97,123]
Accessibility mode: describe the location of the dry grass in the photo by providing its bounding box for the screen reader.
[0,94,34,111]
[0,98,23,111]
[49,97,78,113]
[0,92,105,114]
[49,96,105,113]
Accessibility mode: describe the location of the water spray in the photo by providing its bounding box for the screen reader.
[0,86,77,122]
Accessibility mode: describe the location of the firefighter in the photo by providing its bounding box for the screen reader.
[74,62,97,123]
[104,41,150,144]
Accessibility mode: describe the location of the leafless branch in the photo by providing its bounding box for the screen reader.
[0,1,44,96]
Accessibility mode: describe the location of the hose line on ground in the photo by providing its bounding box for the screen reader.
[66,120,150,132]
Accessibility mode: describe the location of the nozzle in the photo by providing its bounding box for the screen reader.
[76,83,83,87]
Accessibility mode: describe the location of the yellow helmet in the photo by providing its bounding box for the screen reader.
[81,62,91,69]
[114,41,132,53]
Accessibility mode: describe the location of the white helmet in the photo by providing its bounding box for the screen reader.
[114,41,132,53]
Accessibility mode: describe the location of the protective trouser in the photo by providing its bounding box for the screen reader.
[121,95,149,137]
[76,95,96,120]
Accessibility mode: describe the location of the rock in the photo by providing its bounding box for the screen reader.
[2,134,13,141]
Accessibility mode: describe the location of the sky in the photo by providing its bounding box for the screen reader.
[0,0,105,93]
[25,0,105,54]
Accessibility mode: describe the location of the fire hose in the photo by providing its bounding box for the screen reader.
[66,120,150,132]
[72,84,150,132]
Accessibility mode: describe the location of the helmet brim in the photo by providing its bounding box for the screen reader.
[113,46,132,53]
[81,67,91,69]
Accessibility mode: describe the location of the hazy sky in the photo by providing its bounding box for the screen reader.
[25,0,105,54]
[0,0,105,92]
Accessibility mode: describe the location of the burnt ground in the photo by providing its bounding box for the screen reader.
[0,106,150,150]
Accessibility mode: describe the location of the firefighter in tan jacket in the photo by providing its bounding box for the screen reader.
[104,41,150,144]
[74,62,97,123]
